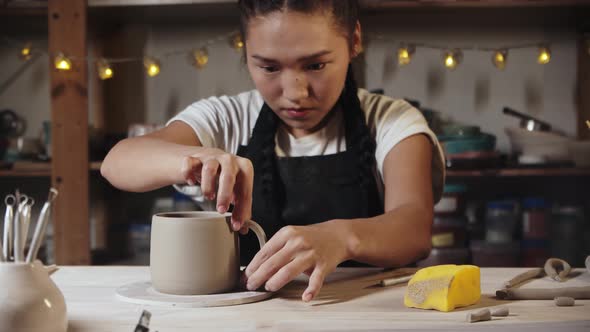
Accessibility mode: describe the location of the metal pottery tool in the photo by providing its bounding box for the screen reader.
[20,198,34,249]
[26,188,58,263]
[13,194,29,262]
[2,195,16,261]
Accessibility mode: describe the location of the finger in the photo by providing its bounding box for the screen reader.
[302,266,326,302]
[238,225,249,235]
[181,156,202,185]
[231,158,254,230]
[216,155,238,214]
[264,256,311,293]
[245,230,289,278]
[246,245,293,291]
[200,159,220,200]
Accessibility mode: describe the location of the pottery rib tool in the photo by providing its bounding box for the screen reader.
[544,258,571,282]
[496,286,590,300]
[26,188,58,263]
[503,268,544,288]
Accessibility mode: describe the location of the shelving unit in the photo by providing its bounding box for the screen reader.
[446,167,590,178]
[1,0,589,265]
[0,162,102,177]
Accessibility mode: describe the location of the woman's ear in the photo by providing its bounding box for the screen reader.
[352,21,363,58]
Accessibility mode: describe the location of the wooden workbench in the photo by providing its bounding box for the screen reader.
[52,267,590,331]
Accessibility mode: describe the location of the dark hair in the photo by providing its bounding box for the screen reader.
[238,0,377,219]
[238,0,359,52]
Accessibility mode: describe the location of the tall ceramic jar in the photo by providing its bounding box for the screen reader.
[0,260,67,332]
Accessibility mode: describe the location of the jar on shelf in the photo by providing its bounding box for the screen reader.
[522,197,549,240]
[485,200,519,244]
[550,205,584,266]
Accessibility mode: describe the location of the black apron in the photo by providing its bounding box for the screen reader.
[236,104,384,266]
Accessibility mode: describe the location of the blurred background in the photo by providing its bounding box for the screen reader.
[0,0,589,267]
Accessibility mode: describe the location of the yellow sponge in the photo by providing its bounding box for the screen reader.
[404,264,481,312]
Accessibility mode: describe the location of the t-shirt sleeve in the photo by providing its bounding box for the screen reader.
[166,90,263,154]
[360,90,446,203]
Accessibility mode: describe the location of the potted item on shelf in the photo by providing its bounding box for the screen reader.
[505,127,573,165]
[438,124,501,170]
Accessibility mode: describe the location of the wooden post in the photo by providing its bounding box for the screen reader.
[578,33,590,140]
[48,0,90,265]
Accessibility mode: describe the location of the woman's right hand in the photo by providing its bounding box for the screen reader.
[181,148,254,232]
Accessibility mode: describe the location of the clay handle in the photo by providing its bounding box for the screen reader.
[221,213,267,248]
[544,258,571,282]
[243,220,267,248]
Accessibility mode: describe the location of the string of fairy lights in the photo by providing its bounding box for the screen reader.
[2,32,590,80]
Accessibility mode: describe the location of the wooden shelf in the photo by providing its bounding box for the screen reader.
[3,162,587,178]
[447,167,590,177]
[3,0,586,10]
[0,162,102,177]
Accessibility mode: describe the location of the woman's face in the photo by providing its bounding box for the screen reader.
[245,10,360,138]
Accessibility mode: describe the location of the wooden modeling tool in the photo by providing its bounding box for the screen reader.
[503,268,544,288]
[379,274,414,287]
[496,286,590,300]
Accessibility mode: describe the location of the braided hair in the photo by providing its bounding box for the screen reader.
[238,0,378,220]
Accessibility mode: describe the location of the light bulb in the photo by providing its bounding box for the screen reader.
[492,49,508,70]
[96,59,113,80]
[231,33,244,51]
[443,49,462,70]
[397,44,415,66]
[144,56,161,77]
[537,45,551,64]
[54,53,72,71]
[19,42,32,61]
[191,48,209,69]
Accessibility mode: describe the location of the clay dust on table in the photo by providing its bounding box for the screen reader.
[407,276,454,304]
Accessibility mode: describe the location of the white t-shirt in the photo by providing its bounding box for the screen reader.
[168,89,445,202]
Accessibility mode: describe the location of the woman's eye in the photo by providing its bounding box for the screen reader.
[307,63,326,71]
[261,66,278,73]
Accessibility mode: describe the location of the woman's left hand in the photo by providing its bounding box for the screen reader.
[243,220,353,302]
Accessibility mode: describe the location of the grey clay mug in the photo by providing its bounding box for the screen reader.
[150,211,266,295]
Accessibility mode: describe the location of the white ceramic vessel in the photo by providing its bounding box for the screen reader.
[0,260,67,332]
